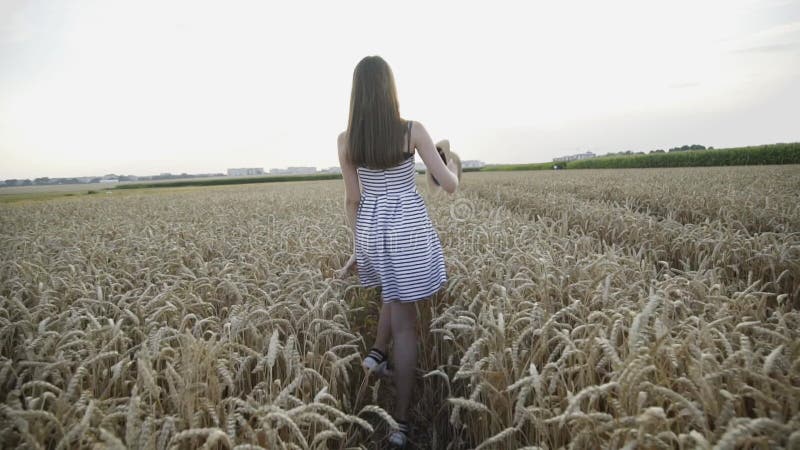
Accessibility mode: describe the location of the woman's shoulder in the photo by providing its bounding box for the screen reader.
[337,131,353,167]
[406,119,431,146]
[406,119,428,134]
[405,119,426,140]
[337,131,348,157]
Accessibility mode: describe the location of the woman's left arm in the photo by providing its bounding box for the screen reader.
[337,132,360,233]
[334,132,360,278]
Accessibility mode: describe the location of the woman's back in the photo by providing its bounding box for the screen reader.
[357,156,417,196]
[356,121,417,197]
[353,120,447,302]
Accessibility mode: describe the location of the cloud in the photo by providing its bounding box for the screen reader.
[0,9,35,44]
[731,42,800,53]
[669,81,702,89]
[725,20,800,53]
[0,0,60,46]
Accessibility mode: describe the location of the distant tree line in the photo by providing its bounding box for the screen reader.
[605,150,647,157]
[568,143,798,169]
[665,144,713,152]
[604,144,714,157]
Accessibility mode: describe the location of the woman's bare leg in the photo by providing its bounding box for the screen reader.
[390,301,418,421]
[373,300,392,353]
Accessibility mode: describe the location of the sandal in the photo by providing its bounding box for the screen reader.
[388,421,409,448]
[362,348,393,378]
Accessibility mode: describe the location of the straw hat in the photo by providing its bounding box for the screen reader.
[435,139,452,163]
[428,139,462,189]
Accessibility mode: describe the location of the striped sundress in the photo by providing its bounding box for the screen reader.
[354,121,448,303]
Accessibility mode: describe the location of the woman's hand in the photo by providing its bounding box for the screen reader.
[446,158,458,173]
[446,159,460,194]
[333,253,358,279]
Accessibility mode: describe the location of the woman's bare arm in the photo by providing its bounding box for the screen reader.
[413,121,459,193]
[337,131,360,236]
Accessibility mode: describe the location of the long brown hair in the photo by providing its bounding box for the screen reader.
[346,56,408,169]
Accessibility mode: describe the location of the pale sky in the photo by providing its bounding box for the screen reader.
[1,0,799,179]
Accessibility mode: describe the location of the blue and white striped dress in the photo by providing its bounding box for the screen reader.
[355,124,448,303]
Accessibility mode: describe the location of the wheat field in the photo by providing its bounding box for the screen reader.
[1,165,798,449]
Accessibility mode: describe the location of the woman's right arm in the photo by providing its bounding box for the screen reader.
[413,121,459,193]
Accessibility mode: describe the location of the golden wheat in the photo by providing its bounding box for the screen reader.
[1,166,798,449]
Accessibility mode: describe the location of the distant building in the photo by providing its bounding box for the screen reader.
[462,160,485,169]
[99,178,119,183]
[319,166,341,174]
[286,167,316,175]
[268,167,317,175]
[227,168,264,177]
[415,160,483,172]
[553,152,595,163]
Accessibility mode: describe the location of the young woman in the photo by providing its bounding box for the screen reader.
[335,55,459,447]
